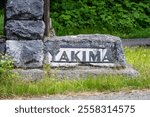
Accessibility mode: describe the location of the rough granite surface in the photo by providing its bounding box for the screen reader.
[13,69,45,81]
[6,40,44,68]
[12,65,139,81]
[5,20,45,40]
[50,65,139,79]
[6,0,44,20]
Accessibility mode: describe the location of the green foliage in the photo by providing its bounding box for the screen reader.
[51,0,150,36]
[0,54,15,81]
[0,11,4,35]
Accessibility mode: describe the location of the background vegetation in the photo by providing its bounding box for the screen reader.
[50,0,150,38]
[0,10,4,36]
[0,0,150,38]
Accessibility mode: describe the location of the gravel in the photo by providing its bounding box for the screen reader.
[30,90,150,100]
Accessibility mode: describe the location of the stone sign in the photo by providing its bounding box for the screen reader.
[50,48,110,63]
[4,0,126,69]
[44,34,126,68]
[2,0,141,79]
[1,0,140,78]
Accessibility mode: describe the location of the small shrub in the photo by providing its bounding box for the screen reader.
[0,54,15,81]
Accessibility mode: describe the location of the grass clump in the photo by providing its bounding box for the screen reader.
[0,54,19,97]
[0,47,150,98]
[0,54,14,79]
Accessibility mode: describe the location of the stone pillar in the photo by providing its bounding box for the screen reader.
[5,0,45,68]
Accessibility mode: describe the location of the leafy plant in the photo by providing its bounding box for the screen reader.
[51,0,150,36]
[0,54,15,81]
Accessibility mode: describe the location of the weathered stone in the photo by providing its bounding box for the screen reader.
[51,66,139,79]
[12,65,139,81]
[5,20,45,40]
[6,0,44,20]
[13,69,45,81]
[44,34,126,68]
[6,40,44,68]
[0,39,5,54]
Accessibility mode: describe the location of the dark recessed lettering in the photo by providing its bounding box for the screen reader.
[89,51,100,62]
[59,51,69,62]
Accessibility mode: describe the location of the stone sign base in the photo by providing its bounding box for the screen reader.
[51,65,139,79]
[13,65,139,81]
[3,0,139,80]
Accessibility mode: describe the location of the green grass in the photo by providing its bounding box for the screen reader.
[0,47,150,98]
